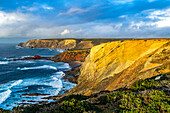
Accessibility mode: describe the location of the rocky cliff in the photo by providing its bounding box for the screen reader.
[18,38,121,49]
[50,49,90,62]
[69,39,170,95]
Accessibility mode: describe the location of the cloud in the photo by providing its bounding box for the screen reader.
[42,5,53,10]
[61,29,70,36]
[58,5,98,16]
[0,0,170,38]
[108,0,134,4]
[58,8,88,16]
[0,11,28,25]
[146,8,170,27]
[21,4,53,12]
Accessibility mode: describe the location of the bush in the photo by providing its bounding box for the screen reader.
[56,98,93,113]
[61,94,89,101]
[99,91,124,104]
[119,90,170,113]
[99,89,169,113]
[130,79,159,91]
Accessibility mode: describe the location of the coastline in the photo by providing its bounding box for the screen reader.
[10,51,84,102]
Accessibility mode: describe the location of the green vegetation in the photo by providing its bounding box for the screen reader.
[0,108,10,113]
[130,79,159,91]
[1,73,169,113]
[60,94,89,101]
[99,90,170,113]
[57,98,93,113]
[99,73,170,113]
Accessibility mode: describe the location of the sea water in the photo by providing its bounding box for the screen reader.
[0,43,76,110]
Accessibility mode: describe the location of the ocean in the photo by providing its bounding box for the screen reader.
[0,43,76,110]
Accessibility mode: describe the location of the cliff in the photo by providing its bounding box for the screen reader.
[69,39,170,95]
[18,38,122,49]
[50,49,90,62]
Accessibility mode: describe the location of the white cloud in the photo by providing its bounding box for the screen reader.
[0,11,28,25]
[21,5,53,11]
[58,5,98,16]
[108,0,134,4]
[61,29,70,36]
[42,5,53,10]
[119,15,128,18]
[147,8,170,27]
[58,8,89,16]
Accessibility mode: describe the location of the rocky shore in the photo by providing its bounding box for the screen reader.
[1,38,168,113]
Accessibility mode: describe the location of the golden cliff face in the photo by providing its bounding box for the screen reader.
[69,39,170,95]
[19,38,118,49]
[25,39,76,49]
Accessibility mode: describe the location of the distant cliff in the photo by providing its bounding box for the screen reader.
[69,39,170,95]
[18,38,121,49]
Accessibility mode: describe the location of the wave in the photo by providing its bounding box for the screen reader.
[0,89,12,104]
[56,49,65,53]
[51,71,65,78]
[0,80,22,104]
[17,65,57,70]
[14,60,35,64]
[20,56,32,58]
[9,80,23,89]
[0,71,13,75]
[57,63,70,70]
[0,61,9,65]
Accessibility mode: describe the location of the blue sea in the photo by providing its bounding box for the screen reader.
[0,43,76,110]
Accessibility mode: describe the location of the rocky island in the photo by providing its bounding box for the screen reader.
[2,38,169,113]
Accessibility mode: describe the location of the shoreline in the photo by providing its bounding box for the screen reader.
[11,54,83,104]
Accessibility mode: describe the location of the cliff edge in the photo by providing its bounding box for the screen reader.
[18,38,121,49]
[69,39,170,95]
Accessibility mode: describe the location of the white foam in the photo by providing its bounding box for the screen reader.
[56,49,65,53]
[51,76,59,81]
[0,89,12,104]
[52,71,65,78]
[0,61,9,65]
[57,63,70,69]
[14,60,35,64]
[21,56,32,58]
[18,65,57,70]
[9,80,23,88]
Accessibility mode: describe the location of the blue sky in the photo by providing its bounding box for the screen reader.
[0,0,170,38]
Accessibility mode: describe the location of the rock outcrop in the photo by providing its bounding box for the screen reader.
[18,38,120,49]
[69,39,170,95]
[21,39,77,49]
[50,49,90,62]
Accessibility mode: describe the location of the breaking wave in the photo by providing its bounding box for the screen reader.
[17,65,57,70]
[0,61,9,65]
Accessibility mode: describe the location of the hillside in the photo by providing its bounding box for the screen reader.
[3,72,169,113]
[18,38,123,49]
[68,39,170,95]
[1,38,170,112]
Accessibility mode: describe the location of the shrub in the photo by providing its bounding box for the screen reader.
[130,79,159,91]
[61,94,89,101]
[99,89,169,113]
[56,98,93,113]
[99,91,124,104]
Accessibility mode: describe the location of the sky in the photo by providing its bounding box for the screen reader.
[0,0,170,39]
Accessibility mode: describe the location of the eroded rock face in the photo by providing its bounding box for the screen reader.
[50,49,90,62]
[18,38,119,49]
[23,39,76,49]
[69,39,170,95]
[74,41,94,49]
